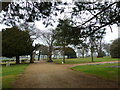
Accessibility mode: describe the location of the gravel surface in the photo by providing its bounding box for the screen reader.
[13,60,119,88]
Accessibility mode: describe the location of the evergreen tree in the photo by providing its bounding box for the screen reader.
[110,38,120,58]
[2,26,34,64]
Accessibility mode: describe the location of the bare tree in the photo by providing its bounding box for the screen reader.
[37,29,55,62]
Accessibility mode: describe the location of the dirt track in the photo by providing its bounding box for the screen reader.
[13,60,119,88]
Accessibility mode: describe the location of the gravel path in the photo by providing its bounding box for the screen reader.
[13,60,119,88]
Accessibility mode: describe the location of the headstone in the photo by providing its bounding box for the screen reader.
[6,61,10,67]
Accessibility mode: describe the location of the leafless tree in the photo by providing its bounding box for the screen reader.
[37,29,55,62]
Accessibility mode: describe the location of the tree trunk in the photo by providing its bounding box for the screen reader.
[67,55,70,59]
[82,53,84,58]
[89,26,94,62]
[82,47,84,58]
[48,54,53,62]
[91,52,94,62]
[30,54,34,63]
[63,44,65,63]
[90,41,94,62]
[91,48,94,62]
[38,51,40,61]
[97,40,103,58]
[85,50,88,58]
[16,55,20,64]
[48,46,53,62]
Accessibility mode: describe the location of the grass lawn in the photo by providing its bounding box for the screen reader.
[1,64,29,88]
[53,56,119,64]
[71,63,119,83]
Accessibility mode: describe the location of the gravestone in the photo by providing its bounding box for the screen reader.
[6,61,10,67]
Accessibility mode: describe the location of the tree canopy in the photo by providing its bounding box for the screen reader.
[1,1,119,30]
[2,26,34,64]
[54,19,80,63]
[54,19,81,46]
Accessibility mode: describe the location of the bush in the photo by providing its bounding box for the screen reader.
[110,38,120,58]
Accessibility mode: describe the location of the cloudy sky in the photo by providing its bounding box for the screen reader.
[0,20,119,45]
[104,25,119,43]
[34,20,119,44]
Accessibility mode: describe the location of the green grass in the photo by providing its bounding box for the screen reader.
[1,64,29,88]
[71,63,119,82]
[53,56,119,64]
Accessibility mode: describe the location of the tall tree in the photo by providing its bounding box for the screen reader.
[54,19,70,63]
[54,19,80,63]
[2,26,34,64]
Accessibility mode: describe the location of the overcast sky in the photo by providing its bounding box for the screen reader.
[33,20,119,44]
[0,21,119,45]
[104,25,119,43]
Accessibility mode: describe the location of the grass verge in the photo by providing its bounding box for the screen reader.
[1,64,29,88]
[71,63,119,83]
[53,56,119,64]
